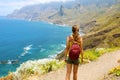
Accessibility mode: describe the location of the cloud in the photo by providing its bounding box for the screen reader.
[0,0,70,8]
[0,0,72,16]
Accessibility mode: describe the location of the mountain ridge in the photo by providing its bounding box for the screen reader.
[7,0,118,28]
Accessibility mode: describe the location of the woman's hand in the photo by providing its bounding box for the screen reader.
[81,51,84,63]
[64,58,66,62]
[81,58,83,63]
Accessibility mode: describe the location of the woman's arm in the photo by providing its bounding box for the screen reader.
[80,38,84,63]
[64,37,70,61]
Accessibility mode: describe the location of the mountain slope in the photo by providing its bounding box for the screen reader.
[7,0,118,26]
[83,11,120,49]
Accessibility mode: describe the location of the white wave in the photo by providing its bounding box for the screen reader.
[48,22,53,25]
[48,49,64,59]
[48,54,57,59]
[20,44,32,57]
[37,58,54,64]
[21,51,28,57]
[18,58,54,67]
[56,50,63,54]
[40,48,46,52]
[55,23,69,27]
[8,60,12,64]
[24,45,32,51]
[46,21,69,27]
[61,44,66,48]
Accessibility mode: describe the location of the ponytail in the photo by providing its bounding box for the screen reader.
[72,25,80,42]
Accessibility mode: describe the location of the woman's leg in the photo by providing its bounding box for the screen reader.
[65,63,72,80]
[73,64,79,80]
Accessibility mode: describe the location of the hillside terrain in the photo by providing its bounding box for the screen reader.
[7,0,119,28]
[83,9,120,49]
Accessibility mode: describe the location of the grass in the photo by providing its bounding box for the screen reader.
[109,66,120,76]
[106,59,120,79]
[40,60,65,74]
[80,47,120,63]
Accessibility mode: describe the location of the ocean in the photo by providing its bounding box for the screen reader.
[0,17,71,77]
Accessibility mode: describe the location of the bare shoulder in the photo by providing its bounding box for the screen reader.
[78,35,82,40]
[67,35,72,39]
[67,36,69,40]
[66,36,70,41]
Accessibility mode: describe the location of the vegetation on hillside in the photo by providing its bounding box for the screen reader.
[83,12,120,49]
[81,47,120,62]
[7,59,65,80]
[109,66,120,76]
[101,65,120,80]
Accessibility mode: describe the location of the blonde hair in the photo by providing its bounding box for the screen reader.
[72,25,80,42]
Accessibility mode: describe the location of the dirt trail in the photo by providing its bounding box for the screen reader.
[29,50,120,80]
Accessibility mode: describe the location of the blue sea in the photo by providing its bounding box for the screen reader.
[0,17,71,77]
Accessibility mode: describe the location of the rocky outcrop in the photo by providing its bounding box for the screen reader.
[58,5,65,16]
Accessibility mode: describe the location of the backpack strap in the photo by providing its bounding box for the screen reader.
[69,36,73,41]
[69,36,73,47]
[69,35,79,45]
[66,36,72,57]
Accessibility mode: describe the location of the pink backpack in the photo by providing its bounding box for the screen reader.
[69,37,81,60]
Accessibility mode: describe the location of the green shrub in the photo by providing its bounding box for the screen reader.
[26,68,34,74]
[82,47,120,61]
[40,60,65,74]
[83,49,98,61]
[109,66,120,76]
[12,59,65,80]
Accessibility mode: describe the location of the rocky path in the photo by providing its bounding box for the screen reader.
[29,50,120,80]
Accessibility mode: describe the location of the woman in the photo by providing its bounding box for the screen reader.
[64,25,83,80]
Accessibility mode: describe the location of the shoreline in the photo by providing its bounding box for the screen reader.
[5,16,71,28]
[0,46,65,77]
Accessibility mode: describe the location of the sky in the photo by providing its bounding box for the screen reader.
[0,0,72,16]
